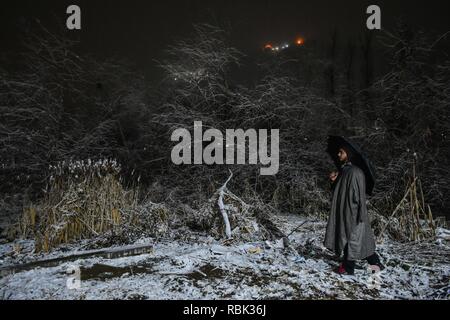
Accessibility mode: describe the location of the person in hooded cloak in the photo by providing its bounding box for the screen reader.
[324,146,384,275]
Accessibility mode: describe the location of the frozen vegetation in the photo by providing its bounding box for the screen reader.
[1,215,448,300]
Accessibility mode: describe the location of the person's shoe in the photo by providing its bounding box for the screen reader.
[334,263,354,275]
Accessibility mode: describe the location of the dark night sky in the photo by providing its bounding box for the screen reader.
[1,0,449,80]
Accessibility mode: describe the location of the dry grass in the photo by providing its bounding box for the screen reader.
[16,161,279,251]
[20,159,139,252]
[374,162,441,242]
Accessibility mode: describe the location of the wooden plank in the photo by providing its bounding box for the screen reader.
[0,244,153,277]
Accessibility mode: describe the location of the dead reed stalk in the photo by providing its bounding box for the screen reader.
[20,159,139,252]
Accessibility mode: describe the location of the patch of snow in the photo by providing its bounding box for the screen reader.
[1,215,449,300]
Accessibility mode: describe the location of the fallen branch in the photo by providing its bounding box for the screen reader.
[0,243,153,277]
[218,170,233,239]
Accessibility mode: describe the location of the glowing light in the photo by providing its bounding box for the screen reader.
[296,38,305,46]
[264,41,294,52]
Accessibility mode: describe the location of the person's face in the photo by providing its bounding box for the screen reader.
[337,148,348,163]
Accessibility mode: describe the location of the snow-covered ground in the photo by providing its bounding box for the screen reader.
[0,215,449,300]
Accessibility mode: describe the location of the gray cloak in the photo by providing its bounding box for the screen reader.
[324,162,376,260]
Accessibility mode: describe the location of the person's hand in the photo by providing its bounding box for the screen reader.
[329,171,338,182]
